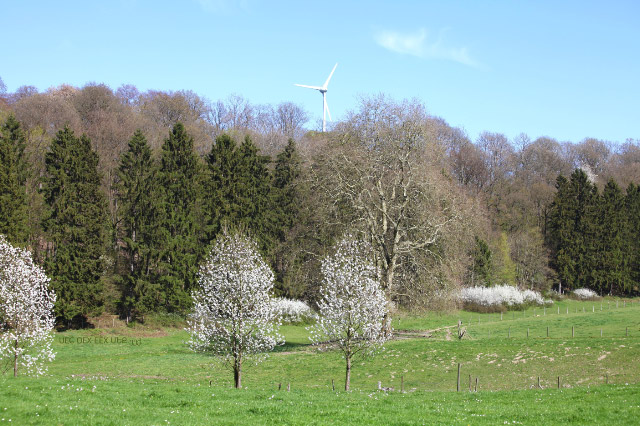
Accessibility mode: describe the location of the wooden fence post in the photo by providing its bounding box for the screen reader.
[287,383,290,392]
[469,374,472,391]
[557,376,560,388]
[475,377,478,392]
[457,363,461,392]
[332,379,335,391]
[537,376,541,389]
[547,326,549,338]
[378,381,381,391]
[572,326,574,337]
[401,375,404,393]
[508,326,511,338]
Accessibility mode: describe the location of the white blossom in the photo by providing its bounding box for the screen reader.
[186,233,282,388]
[0,235,56,376]
[309,235,390,391]
[270,298,316,324]
[459,285,549,307]
[572,288,598,300]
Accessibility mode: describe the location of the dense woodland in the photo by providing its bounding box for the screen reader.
[1,78,639,324]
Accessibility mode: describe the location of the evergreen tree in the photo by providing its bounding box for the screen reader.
[470,236,493,287]
[204,134,274,251]
[113,130,163,317]
[42,127,109,323]
[596,179,626,295]
[0,115,29,244]
[548,169,599,293]
[624,183,640,294]
[548,175,574,294]
[271,139,302,292]
[156,123,202,313]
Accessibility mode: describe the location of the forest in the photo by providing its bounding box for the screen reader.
[1,78,640,324]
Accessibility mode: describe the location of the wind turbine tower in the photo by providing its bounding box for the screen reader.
[295,63,338,132]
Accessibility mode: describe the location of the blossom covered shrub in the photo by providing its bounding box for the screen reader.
[572,288,599,300]
[271,298,316,324]
[0,235,56,376]
[460,285,551,312]
[186,233,283,388]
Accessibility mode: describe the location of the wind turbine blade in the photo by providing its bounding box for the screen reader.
[325,98,332,122]
[295,83,323,90]
[322,63,338,89]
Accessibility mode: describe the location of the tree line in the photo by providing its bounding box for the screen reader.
[547,169,640,295]
[2,81,640,325]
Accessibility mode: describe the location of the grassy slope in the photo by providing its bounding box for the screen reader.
[1,298,639,425]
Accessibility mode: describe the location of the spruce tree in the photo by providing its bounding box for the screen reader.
[114,130,163,317]
[271,139,302,292]
[596,179,626,295]
[624,183,640,294]
[0,115,29,244]
[156,123,202,313]
[470,236,493,287]
[204,134,274,252]
[42,127,108,323]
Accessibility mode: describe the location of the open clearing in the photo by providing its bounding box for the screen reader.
[1,298,639,425]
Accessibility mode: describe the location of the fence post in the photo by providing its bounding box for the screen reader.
[469,374,472,392]
[508,326,511,338]
[378,381,381,391]
[287,383,290,392]
[572,326,574,337]
[601,329,603,337]
[475,377,478,392]
[457,364,461,392]
[626,327,628,337]
[537,376,541,389]
[527,328,529,338]
[501,312,503,321]
[332,379,335,391]
[401,375,404,393]
[547,326,549,338]
[557,376,560,389]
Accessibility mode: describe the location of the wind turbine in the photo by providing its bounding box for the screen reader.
[295,63,338,132]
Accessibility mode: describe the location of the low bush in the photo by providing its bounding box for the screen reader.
[460,285,552,312]
[271,298,316,324]
[571,288,600,300]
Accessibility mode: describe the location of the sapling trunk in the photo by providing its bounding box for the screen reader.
[345,355,352,391]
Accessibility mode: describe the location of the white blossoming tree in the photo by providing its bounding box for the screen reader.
[310,235,391,391]
[186,232,282,388]
[0,235,56,376]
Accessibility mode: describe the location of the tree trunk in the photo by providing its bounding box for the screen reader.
[234,358,242,389]
[14,339,18,377]
[345,355,351,391]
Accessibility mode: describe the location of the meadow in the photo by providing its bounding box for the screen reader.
[1,297,639,425]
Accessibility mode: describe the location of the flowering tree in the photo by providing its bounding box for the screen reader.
[310,235,390,391]
[0,235,56,376]
[186,233,282,388]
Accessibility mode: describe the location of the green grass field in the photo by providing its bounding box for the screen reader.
[1,297,639,425]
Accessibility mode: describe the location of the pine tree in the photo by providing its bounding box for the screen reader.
[113,130,163,317]
[42,127,109,323]
[548,175,574,293]
[156,123,202,313]
[0,115,29,244]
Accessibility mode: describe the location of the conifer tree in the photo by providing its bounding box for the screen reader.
[156,123,202,313]
[42,127,109,323]
[470,236,493,287]
[548,175,573,294]
[0,115,29,244]
[624,183,640,293]
[204,134,274,252]
[596,179,626,294]
[114,130,163,317]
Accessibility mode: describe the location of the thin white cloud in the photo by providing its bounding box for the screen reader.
[375,28,481,68]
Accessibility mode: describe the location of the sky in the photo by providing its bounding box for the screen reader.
[2,0,639,144]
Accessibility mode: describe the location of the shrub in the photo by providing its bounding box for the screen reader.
[271,298,316,324]
[572,288,599,300]
[459,285,552,311]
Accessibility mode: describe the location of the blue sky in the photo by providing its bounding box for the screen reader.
[2,0,639,143]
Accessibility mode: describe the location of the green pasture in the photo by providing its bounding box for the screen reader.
[1,297,639,425]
